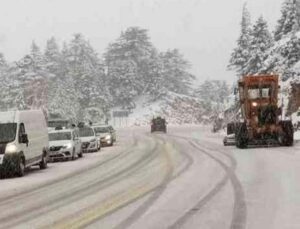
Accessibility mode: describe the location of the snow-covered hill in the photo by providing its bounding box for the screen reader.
[123,93,205,126]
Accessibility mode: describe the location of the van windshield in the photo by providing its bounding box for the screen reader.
[49,132,72,141]
[79,128,94,137]
[0,123,17,143]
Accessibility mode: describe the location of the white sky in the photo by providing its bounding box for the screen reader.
[0,0,283,84]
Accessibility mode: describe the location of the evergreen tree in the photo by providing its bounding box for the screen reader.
[281,34,300,67]
[228,4,252,76]
[245,16,273,74]
[160,49,194,95]
[104,27,156,105]
[44,37,62,76]
[274,0,299,41]
[65,33,107,121]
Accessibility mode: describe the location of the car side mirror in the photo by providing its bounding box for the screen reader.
[21,133,29,144]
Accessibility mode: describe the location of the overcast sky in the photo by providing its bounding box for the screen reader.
[0,0,283,84]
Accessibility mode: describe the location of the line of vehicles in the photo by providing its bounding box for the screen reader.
[0,110,117,178]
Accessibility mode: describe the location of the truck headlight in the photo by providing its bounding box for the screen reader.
[105,135,112,140]
[6,144,18,154]
[90,138,96,142]
[252,102,258,107]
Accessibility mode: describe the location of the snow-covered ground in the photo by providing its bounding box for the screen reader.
[1,126,300,229]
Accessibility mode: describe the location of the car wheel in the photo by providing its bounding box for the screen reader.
[71,148,75,160]
[39,154,47,169]
[17,157,25,177]
[78,149,83,158]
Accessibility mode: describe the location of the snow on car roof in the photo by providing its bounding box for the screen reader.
[93,125,111,128]
[48,129,73,134]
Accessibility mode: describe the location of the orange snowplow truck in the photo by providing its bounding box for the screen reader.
[233,74,293,148]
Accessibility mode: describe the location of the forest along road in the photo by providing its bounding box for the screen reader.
[1,127,300,229]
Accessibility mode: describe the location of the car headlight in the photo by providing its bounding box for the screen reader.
[90,138,96,142]
[5,144,18,154]
[62,143,72,149]
[105,135,112,140]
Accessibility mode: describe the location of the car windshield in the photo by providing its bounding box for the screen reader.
[79,128,94,137]
[153,118,165,124]
[0,123,17,143]
[49,132,72,141]
[48,120,69,128]
[94,127,109,133]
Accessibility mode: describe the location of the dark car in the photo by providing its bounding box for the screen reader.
[151,117,167,133]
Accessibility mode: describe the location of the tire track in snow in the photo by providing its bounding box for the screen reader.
[167,135,246,229]
[111,134,194,229]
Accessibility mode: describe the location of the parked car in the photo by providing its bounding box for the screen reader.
[78,126,99,152]
[93,125,116,147]
[0,110,48,177]
[48,128,82,161]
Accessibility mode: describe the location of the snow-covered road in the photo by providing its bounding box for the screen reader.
[0,126,300,229]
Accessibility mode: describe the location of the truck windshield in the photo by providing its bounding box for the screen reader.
[0,123,17,143]
[248,87,271,99]
[79,128,94,137]
[49,132,72,141]
[248,88,260,99]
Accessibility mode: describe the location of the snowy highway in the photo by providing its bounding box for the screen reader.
[1,126,300,229]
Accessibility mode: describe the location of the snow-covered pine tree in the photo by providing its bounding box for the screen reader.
[65,33,108,121]
[104,27,156,103]
[274,0,299,41]
[245,16,273,74]
[281,34,300,67]
[9,42,50,111]
[107,59,139,109]
[228,4,252,76]
[44,37,81,121]
[160,49,194,95]
[47,75,80,122]
[44,37,62,77]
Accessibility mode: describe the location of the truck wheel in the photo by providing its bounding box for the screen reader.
[235,123,248,149]
[17,157,25,177]
[279,121,294,146]
[39,154,47,169]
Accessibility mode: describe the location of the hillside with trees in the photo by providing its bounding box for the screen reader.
[228,0,300,118]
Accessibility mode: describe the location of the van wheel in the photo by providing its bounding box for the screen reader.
[16,157,25,177]
[39,154,47,169]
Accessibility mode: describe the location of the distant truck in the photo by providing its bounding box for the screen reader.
[0,110,48,177]
[232,74,293,148]
[151,117,167,133]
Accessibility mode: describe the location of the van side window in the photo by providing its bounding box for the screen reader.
[19,123,26,143]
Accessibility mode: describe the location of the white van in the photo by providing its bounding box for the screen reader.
[0,110,49,177]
